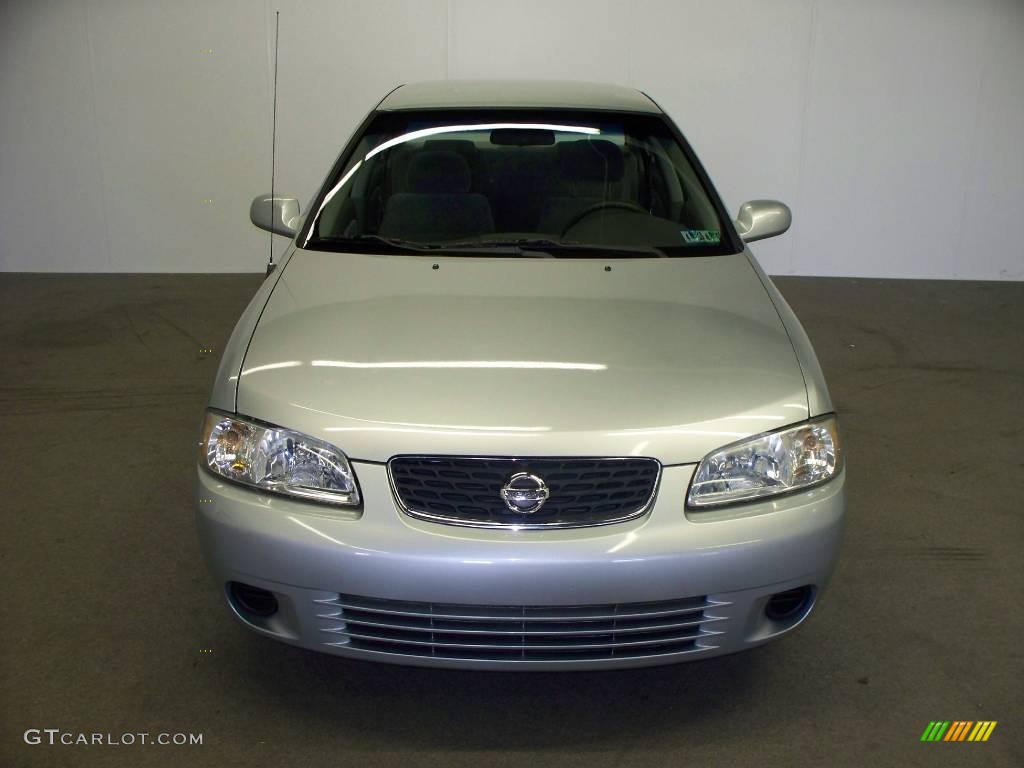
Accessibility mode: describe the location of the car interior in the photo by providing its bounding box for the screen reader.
[314,132,723,247]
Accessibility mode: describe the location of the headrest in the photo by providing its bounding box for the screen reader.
[406,150,472,193]
[558,139,624,182]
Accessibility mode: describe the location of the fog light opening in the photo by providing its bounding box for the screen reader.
[229,582,279,618]
[765,585,813,621]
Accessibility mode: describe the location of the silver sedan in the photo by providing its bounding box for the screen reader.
[196,80,844,670]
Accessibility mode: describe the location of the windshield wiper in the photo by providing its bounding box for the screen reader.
[313,234,437,252]
[310,235,664,258]
[460,239,667,258]
[312,235,548,257]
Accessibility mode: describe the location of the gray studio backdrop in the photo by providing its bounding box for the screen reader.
[1,0,1022,278]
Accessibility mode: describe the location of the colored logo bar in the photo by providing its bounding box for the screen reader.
[921,721,997,742]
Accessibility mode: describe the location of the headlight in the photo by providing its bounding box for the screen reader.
[687,415,841,508]
[199,411,359,506]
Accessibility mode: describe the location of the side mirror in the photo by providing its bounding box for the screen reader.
[250,194,301,237]
[734,200,791,243]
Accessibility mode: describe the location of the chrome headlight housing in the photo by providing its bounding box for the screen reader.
[687,415,841,508]
[200,411,359,506]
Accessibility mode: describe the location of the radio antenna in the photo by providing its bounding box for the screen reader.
[267,10,280,276]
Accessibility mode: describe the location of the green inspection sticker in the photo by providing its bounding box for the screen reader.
[681,229,721,244]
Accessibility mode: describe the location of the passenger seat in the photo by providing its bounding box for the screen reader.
[379,150,494,241]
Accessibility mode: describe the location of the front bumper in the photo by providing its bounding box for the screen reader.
[196,462,845,670]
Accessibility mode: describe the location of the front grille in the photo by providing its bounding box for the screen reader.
[315,594,727,663]
[388,456,660,528]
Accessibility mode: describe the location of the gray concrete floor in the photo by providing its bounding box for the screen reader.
[0,273,1021,768]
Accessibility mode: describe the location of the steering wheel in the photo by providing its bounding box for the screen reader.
[560,201,649,237]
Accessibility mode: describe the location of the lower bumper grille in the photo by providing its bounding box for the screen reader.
[315,593,727,662]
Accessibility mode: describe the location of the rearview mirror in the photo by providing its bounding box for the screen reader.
[734,200,791,243]
[250,194,301,237]
[490,128,555,146]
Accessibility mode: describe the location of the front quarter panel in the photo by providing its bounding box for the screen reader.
[745,250,834,416]
[208,245,296,411]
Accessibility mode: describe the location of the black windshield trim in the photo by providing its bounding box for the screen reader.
[300,242,728,260]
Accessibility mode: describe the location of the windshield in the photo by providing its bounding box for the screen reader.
[301,109,738,258]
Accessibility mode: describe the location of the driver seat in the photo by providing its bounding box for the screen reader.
[537,140,626,234]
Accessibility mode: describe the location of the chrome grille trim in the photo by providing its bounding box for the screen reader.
[387,455,662,529]
[316,614,719,635]
[314,594,730,662]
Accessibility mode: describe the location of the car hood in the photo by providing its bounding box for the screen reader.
[236,249,810,464]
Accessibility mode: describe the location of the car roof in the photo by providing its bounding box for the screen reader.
[378,80,662,114]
